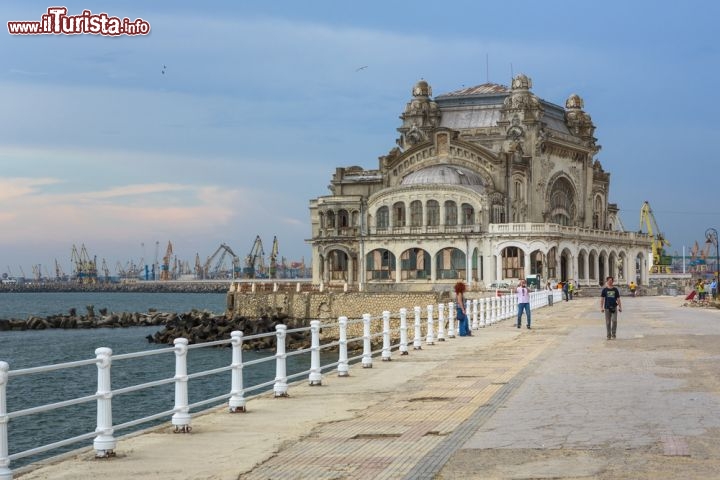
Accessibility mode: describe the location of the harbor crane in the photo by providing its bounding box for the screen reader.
[203,243,241,279]
[243,236,265,278]
[71,244,98,284]
[160,241,173,281]
[269,236,279,278]
[100,259,110,282]
[639,201,672,274]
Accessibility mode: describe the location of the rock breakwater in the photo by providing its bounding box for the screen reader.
[0,305,311,350]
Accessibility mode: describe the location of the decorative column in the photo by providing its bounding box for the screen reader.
[425,304,435,345]
[381,311,392,361]
[437,303,446,341]
[447,302,456,338]
[413,306,422,350]
[0,362,9,480]
[471,299,479,330]
[171,339,191,433]
[273,325,289,396]
[399,308,409,355]
[337,316,349,376]
[309,320,322,384]
[362,314,373,368]
[229,331,246,412]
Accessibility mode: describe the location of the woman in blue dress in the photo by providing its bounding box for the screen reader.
[455,281,471,336]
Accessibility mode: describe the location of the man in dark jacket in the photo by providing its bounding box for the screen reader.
[600,276,622,339]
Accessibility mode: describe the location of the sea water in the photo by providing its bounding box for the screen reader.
[0,291,293,471]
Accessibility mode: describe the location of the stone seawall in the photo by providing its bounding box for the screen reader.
[226,290,457,320]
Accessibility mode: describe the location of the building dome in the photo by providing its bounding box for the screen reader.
[412,79,432,97]
[401,165,485,191]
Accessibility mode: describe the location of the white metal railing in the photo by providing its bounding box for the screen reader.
[0,294,563,479]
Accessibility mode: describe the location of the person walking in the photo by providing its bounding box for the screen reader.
[568,281,574,300]
[516,279,532,329]
[454,281,471,336]
[562,281,569,301]
[600,276,622,340]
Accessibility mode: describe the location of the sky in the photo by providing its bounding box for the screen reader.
[1,0,720,278]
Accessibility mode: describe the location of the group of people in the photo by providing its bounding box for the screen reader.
[693,278,717,301]
[453,276,624,341]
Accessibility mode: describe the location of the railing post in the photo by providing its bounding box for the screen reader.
[0,362,11,480]
[171,339,191,433]
[399,308,409,355]
[309,320,322,385]
[229,331,246,412]
[491,296,497,324]
[413,306,422,350]
[362,313,373,368]
[381,311,392,361]
[437,303,446,341]
[274,324,289,396]
[93,347,116,457]
[471,299,479,330]
[338,316,349,376]
[479,298,486,327]
[447,302,456,338]
[466,299,472,330]
[425,305,435,345]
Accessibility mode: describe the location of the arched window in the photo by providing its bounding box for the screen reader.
[326,210,336,228]
[461,203,474,225]
[393,201,406,227]
[593,195,603,229]
[338,209,349,228]
[410,200,423,226]
[549,177,576,226]
[501,246,524,279]
[492,204,505,223]
[376,206,389,229]
[427,200,440,226]
[444,200,457,226]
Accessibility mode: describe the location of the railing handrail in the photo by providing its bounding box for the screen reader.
[0,293,563,478]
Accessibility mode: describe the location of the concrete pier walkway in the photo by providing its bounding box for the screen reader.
[16,296,720,479]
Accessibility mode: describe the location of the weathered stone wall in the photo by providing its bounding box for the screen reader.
[226,291,453,321]
[226,290,497,342]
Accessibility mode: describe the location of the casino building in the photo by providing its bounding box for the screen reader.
[308,74,651,290]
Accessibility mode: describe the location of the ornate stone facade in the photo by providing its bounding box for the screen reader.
[309,75,652,290]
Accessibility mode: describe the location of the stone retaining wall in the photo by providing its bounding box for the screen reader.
[226,290,481,343]
[225,291,460,320]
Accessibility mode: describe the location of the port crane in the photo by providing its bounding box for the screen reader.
[54,259,66,282]
[203,243,241,279]
[100,259,110,282]
[269,236,279,278]
[71,244,98,284]
[639,201,672,274]
[160,241,173,281]
[244,236,265,278]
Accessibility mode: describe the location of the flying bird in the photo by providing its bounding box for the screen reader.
[355,65,368,72]
[161,64,167,75]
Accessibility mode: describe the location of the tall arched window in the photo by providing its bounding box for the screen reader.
[549,177,576,226]
[593,195,603,229]
[444,200,457,226]
[410,200,423,226]
[461,203,474,225]
[376,206,389,229]
[338,209,349,228]
[393,201,406,227]
[427,200,440,226]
